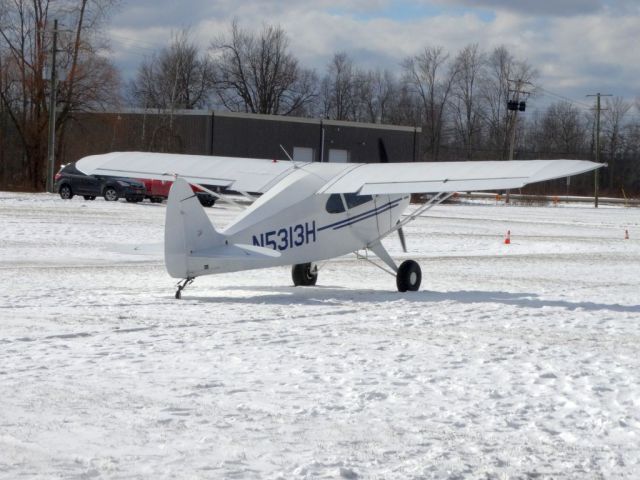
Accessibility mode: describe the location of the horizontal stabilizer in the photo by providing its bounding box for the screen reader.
[194,243,281,259]
[183,243,282,277]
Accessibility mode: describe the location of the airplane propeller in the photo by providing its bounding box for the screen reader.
[378,138,389,163]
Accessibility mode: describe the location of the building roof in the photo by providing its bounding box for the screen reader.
[103,108,421,133]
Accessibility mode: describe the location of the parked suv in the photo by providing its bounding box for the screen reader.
[54,163,146,202]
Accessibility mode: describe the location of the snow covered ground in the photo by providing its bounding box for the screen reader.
[1,191,639,479]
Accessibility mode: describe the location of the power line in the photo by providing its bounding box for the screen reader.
[535,86,593,109]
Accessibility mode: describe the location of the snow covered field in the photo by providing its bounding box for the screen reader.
[1,191,640,479]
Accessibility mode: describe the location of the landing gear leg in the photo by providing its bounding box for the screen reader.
[367,241,421,292]
[175,277,194,299]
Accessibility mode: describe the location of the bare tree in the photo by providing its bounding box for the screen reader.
[385,82,422,127]
[530,101,587,156]
[321,52,357,121]
[0,0,119,190]
[450,43,485,159]
[356,68,397,124]
[481,46,536,159]
[602,96,632,191]
[128,30,217,152]
[619,122,640,194]
[130,29,215,110]
[402,46,459,161]
[211,21,316,115]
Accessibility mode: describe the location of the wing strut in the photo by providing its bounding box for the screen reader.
[392,192,456,233]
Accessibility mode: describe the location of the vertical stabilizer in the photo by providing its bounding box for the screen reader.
[165,178,225,278]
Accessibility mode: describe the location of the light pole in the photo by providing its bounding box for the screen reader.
[46,19,58,193]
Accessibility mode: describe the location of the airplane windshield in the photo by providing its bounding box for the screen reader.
[344,193,373,209]
[325,194,345,214]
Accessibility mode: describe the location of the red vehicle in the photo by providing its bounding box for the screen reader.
[140,179,216,207]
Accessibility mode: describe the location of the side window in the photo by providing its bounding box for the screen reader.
[344,193,373,209]
[325,194,345,214]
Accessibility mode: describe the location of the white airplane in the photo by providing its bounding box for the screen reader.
[76,152,602,298]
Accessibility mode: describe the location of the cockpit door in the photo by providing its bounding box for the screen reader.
[373,194,393,236]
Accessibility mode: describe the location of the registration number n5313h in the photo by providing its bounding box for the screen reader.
[252,221,317,251]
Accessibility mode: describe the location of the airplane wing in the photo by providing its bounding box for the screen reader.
[317,159,603,194]
[76,152,602,196]
[75,152,303,193]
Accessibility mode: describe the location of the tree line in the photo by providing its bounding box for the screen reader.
[2,2,639,195]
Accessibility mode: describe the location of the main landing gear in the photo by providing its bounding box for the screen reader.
[396,259,421,292]
[291,263,318,286]
[291,245,422,292]
[368,241,422,292]
[175,277,194,299]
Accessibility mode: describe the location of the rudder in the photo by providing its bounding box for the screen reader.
[164,178,224,278]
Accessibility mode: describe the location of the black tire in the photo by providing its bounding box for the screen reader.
[59,184,73,200]
[83,195,96,201]
[150,197,163,204]
[103,187,119,201]
[125,197,141,203]
[292,263,318,286]
[396,260,421,292]
[198,197,215,208]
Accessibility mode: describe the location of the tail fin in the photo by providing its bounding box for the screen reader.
[165,178,224,278]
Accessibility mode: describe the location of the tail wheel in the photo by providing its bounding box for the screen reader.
[396,260,421,292]
[292,263,318,286]
[59,185,73,199]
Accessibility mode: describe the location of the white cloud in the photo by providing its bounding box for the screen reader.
[107,1,640,99]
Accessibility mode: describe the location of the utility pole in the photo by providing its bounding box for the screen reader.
[507,78,532,160]
[586,92,612,208]
[46,19,58,194]
[506,78,531,203]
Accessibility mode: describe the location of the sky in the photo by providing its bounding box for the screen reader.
[105,0,640,111]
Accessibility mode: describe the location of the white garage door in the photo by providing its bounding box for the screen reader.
[329,149,349,163]
[293,147,314,163]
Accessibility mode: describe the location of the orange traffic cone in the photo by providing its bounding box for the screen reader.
[504,230,511,244]
[625,229,629,240]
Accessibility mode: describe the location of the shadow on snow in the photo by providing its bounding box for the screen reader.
[186,286,640,313]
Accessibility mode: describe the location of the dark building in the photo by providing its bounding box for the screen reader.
[59,109,421,167]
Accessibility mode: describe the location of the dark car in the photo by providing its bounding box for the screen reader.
[54,163,146,202]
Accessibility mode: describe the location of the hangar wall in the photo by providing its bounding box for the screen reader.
[59,110,420,168]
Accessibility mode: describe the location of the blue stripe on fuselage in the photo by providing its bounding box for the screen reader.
[318,199,401,232]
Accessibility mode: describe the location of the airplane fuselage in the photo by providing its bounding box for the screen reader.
[189,164,410,276]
